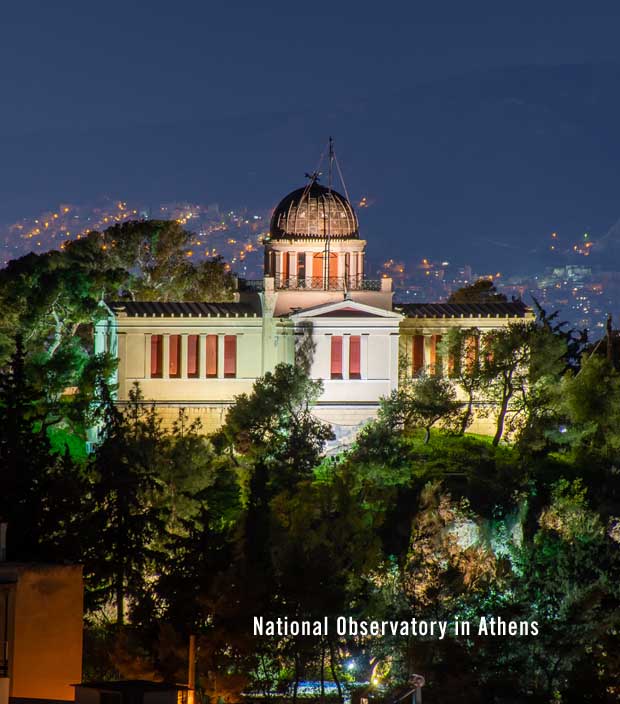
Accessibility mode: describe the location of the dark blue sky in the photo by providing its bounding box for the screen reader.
[4,0,620,270]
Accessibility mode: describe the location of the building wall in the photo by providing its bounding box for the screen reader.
[109,317,264,402]
[292,308,402,407]
[0,564,83,701]
[104,302,533,440]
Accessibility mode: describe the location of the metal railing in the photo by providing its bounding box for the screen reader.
[239,277,382,291]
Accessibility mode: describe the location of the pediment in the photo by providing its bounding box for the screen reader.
[290,299,402,320]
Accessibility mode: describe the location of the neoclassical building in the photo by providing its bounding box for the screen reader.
[96,177,532,441]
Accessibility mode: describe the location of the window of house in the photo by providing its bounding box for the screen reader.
[224,335,237,378]
[151,335,163,378]
[187,335,199,378]
[297,255,305,284]
[349,335,361,379]
[482,334,495,365]
[433,334,443,377]
[206,335,218,378]
[465,334,479,373]
[169,335,181,378]
[331,336,343,379]
[412,335,424,376]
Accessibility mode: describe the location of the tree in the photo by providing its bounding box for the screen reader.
[0,335,86,560]
[85,383,164,623]
[479,323,533,446]
[442,328,486,434]
[447,279,507,304]
[213,363,334,489]
[378,374,461,443]
[497,480,620,700]
[551,355,620,466]
[91,220,235,301]
[0,219,235,451]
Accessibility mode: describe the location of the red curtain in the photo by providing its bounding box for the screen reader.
[331,336,343,378]
[187,335,199,378]
[206,335,218,377]
[151,335,163,377]
[169,335,181,378]
[224,336,237,378]
[433,334,442,376]
[465,335,479,372]
[412,335,424,375]
[349,336,361,379]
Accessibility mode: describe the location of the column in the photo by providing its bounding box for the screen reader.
[217,334,225,379]
[342,334,350,380]
[145,333,152,378]
[442,332,450,377]
[305,251,313,288]
[423,334,433,373]
[94,322,107,355]
[290,251,298,287]
[162,333,170,379]
[199,334,207,378]
[357,252,363,279]
[361,333,369,380]
[180,334,188,378]
[349,251,358,289]
[389,333,400,390]
[274,251,281,286]
[338,252,345,285]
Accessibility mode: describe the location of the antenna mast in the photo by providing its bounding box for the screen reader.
[324,137,334,290]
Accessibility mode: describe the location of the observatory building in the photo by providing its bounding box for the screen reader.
[96,158,532,441]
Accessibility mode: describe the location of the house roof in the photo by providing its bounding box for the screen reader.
[108,301,259,318]
[395,300,531,319]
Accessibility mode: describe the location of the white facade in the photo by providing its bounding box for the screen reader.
[97,286,404,436]
[95,177,534,439]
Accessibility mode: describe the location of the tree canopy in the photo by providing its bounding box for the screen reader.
[447,278,508,303]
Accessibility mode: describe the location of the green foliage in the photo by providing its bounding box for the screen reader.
[4,279,620,703]
[0,219,234,450]
[376,373,461,443]
[213,363,334,490]
[0,336,88,560]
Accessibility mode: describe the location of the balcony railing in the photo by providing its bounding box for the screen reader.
[238,277,382,292]
[278,276,382,291]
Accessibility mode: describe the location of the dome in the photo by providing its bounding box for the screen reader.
[269,181,359,240]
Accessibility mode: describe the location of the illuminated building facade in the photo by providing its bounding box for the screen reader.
[96,177,533,440]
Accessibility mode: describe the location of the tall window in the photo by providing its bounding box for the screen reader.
[465,334,479,373]
[482,334,494,365]
[224,335,237,378]
[187,335,199,378]
[412,335,424,376]
[297,255,305,285]
[281,252,290,282]
[349,335,361,379]
[331,336,343,379]
[433,334,443,377]
[169,335,181,378]
[206,335,218,378]
[150,335,163,378]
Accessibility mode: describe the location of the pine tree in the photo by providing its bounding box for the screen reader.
[0,336,60,559]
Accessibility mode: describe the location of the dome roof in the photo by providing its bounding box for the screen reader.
[269,181,359,240]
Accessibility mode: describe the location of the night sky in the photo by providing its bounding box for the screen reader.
[4,0,620,271]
